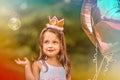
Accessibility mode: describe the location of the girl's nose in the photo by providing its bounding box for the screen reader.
[48,43,53,47]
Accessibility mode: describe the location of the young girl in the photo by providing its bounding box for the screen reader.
[15,16,71,80]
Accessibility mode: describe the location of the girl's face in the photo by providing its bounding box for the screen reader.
[43,31,61,58]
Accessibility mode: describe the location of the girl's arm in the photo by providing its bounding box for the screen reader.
[15,57,35,80]
[32,61,42,80]
[67,74,71,80]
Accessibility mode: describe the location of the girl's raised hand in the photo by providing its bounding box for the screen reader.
[15,57,30,66]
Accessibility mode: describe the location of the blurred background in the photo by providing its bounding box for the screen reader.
[0,0,96,80]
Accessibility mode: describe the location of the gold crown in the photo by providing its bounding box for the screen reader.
[46,16,64,31]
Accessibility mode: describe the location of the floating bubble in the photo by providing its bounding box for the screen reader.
[64,0,71,3]
[8,17,21,31]
[20,2,27,10]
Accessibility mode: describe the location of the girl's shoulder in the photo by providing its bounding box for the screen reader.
[32,60,42,70]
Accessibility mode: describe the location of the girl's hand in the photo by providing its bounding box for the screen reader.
[15,57,30,66]
[15,58,35,80]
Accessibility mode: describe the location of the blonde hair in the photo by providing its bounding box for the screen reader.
[38,27,71,78]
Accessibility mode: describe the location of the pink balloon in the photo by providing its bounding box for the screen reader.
[81,0,120,60]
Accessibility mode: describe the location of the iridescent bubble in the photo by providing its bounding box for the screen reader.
[64,0,71,3]
[20,2,27,10]
[8,17,21,31]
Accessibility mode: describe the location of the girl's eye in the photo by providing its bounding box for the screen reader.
[44,41,49,44]
[53,41,58,44]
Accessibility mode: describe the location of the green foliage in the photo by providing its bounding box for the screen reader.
[8,1,95,79]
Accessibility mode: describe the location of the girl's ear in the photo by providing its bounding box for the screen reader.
[38,45,41,49]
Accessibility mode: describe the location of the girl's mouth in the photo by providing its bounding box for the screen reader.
[48,50,54,52]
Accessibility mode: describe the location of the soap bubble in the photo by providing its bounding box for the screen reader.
[20,2,27,10]
[8,17,21,31]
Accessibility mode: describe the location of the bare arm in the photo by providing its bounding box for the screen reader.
[15,57,35,80]
[32,61,42,80]
[67,76,71,80]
